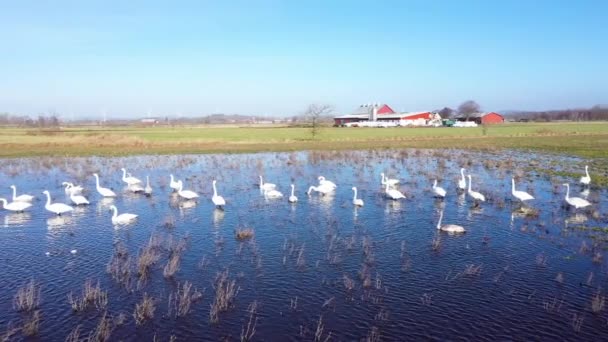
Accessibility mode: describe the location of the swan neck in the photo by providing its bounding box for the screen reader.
[212,182,217,196]
[467,176,472,191]
[586,166,590,177]
[12,186,16,200]
[44,192,51,206]
[565,184,569,199]
[511,179,515,192]
[353,188,357,200]
[112,207,117,218]
[437,211,443,229]
[291,185,295,196]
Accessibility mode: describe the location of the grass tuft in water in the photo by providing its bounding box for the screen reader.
[13,279,40,312]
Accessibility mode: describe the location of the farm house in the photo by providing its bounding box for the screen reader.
[333,104,441,127]
[455,112,504,124]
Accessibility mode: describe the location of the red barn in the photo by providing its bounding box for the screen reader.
[456,112,504,124]
[480,112,504,124]
[333,103,396,126]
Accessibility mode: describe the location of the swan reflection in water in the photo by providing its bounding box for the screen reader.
[213,208,225,227]
[3,212,32,227]
[565,213,588,227]
[96,197,115,214]
[47,215,74,228]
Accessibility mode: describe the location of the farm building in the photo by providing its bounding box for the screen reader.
[455,112,504,124]
[333,104,440,127]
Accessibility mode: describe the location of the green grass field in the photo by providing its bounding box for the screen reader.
[0,122,607,158]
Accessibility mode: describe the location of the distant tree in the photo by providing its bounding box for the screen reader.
[437,107,455,119]
[304,104,333,140]
[458,100,481,120]
[49,115,60,127]
[37,115,46,128]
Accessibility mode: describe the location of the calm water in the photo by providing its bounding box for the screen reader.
[0,150,606,341]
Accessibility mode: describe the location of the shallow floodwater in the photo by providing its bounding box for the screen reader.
[0,150,607,341]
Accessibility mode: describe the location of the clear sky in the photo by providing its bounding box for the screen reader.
[0,0,606,118]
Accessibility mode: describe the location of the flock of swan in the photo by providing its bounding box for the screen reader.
[0,165,596,231]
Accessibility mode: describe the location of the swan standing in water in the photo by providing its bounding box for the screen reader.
[93,174,116,197]
[144,176,152,197]
[0,198,32,212]
[580,165,591,186]
[563,183,591,209]
[384,182,405,200]
[307,184,333,196]
[264,188,283,199]
[318,176,337,189]
[42,190,74,215]
[121,168,142,186]
[352,187,364,207]
[127,183,144,193]
[288,184,298,203]
[109,205,138,225]
[259,175,276,191]
[62,182,83,196]
[69,191,90,205]
[432,180,446,198]
[458,168,466,191]
[10,185,34,203]
[466,175,485,202]
[380,173,399,187]
[212,180,226,209]
[177,181,199,200]
[437,209,465,233]
[169,174,181,192]
[511,178,534,204]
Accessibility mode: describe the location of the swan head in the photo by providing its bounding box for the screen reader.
[93,173,99,178]
[352,187,356,191]
[318,176,325,181]
[213,180,217,185]
[562,183,569,187]
[467,174,472,179]
[121,168,126,172]
[42,190,49,195]
[10,185,15,189]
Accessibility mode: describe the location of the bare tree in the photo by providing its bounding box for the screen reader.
[458,100,481,120]
[437,107,455,119]
[304,104,333,140]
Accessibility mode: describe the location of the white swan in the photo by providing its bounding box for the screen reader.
[121,168,142,185]
[259,175,276,191]
[0,198,32,212]
[288,184,298,203]
[127,183,144,193]
[458,168,466,191]
[177,180,199,200]
[144,176,152,196]
[69,192,89,205]
[385,182,405,200]
[437,209,465,233]
[264,188,283,199]
[563,183,591,209]
[62,182,83,196]
[169,174,181,192]
[380,173,399,187]
[212,180,226,208]
[512,178,534,203]
[93,174,116,197]
[580,165,591,186]
[318,176,337,189]
[467,175,485,202]
[10,185,34,203]
[432,180,446,198]
[42,190,74,215]
[110,205,138,225]
[307,184,333,196]
[352,187,364,207]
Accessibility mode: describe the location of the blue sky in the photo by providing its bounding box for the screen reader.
[0,0,606,118]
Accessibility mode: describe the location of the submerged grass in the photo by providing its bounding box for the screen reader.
[1,122,608,158]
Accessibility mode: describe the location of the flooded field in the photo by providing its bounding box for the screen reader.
[0,149,607,341]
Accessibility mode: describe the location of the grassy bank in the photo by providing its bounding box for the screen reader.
[0,122,607,158]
